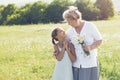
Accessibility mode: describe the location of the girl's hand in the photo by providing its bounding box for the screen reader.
[63,40,69,50]
[53,45,59,56]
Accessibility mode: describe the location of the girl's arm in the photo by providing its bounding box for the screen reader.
[53,44,66,61]
[66,42,76,62]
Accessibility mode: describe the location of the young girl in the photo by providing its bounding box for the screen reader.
[51,27,76,80]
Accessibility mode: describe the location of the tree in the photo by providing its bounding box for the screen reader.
[19,4,32,24]
[43,0,73,23]
[27,1,47,24]
[95,0,114,19]
[6,4,32,25]
[1,4,18,24]
[75,0,100,20]
[0,5,5,24]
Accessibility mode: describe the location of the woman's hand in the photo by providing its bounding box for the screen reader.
[83,40,102,51]
[82,40,102,56]
[82,45,91,51]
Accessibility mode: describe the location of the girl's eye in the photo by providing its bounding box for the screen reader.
[61,30,64,33]
[59,30,62,33]
[57,30,61,34]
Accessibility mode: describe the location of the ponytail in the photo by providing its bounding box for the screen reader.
[52,38,59,45]
[51,28,59,45]
[52,38,55,45]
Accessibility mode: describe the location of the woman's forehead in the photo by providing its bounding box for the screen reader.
[66,18,75,23]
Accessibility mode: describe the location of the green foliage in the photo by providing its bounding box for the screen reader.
[85,6,101,20]
[0,0,116,25]
[19,4,33,24]
[43,0,73,23]
[95,0,115,19]
[5,14,23,25]
[25,1,48,24]
[1,4,18,24]
[75,0,101,20]
[0,5,5,24]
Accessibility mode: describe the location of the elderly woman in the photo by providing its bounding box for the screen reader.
[62,6,102,80]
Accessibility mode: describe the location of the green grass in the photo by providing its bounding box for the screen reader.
[0,20,120,80]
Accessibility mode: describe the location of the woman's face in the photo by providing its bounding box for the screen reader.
[56,28,66,41]
[66,18,79,28]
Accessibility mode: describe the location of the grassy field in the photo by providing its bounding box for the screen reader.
[0,19,120,80]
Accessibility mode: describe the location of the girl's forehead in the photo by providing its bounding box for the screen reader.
[57,27,64,31]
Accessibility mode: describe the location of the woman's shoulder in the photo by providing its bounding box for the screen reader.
[84,21,94,26]
[66,27,74,34]
[66,27,73,31]
[84,21,96,30]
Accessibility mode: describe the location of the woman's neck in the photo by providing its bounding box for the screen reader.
[75,20,85,34]
[77,20,84,28]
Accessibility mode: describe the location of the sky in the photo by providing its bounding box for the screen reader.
[0,0,120,11]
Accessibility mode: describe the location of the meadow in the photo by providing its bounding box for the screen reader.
[0,19,120,80]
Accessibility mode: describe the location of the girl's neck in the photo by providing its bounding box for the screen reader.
[58,41,63,48]
[58,37,66,48]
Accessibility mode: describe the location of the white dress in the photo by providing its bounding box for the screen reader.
[51,48,73,80]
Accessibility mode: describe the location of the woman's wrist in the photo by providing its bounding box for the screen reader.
[90,45,94,50]
[90,40,102,50]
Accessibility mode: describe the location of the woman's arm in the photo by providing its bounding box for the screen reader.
[66,42,76,62]
[83,40,102,51]
[90,40,102,50]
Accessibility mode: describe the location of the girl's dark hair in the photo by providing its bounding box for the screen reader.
[51,28,59,45]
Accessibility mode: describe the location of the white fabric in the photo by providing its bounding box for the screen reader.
[51,48,73,80]
[66,21,102,68]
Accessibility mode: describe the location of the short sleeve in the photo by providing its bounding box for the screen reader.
[90,23,102,41]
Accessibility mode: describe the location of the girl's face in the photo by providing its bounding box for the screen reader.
[66,18,80,28]
[56,28,66,41]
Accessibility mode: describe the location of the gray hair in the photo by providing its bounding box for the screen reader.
[63,6,82,20]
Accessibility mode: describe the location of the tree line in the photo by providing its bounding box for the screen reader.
[0,0,114,25]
